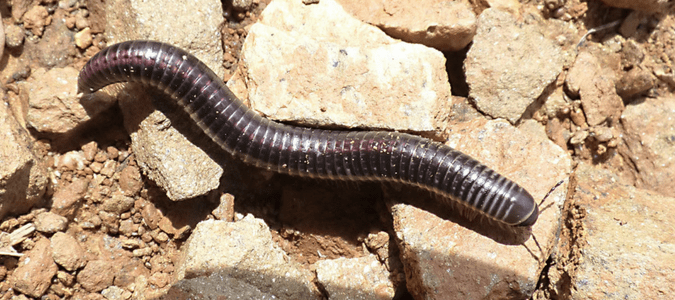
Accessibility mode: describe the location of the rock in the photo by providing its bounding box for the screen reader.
[54,151,87,171]
[599,0,668,12]
[77,260,116,292]
[616,65,655,98]
[118,165,143,196]
[228,0,450,132]
[337,0,476,51]
[101,192,135,215]
[99,210,120,234]
[393,119,571,299]
[158,217,178,236]
[75,27,93,49]
[232,0,253,11]
[51,177,89,218]
[11,0,33,20]
[566,163,675,299]
[163,271,276,299]
[118,219,138,236]
[212,193,235,221]
[0,92,48,220]
[619,96,675,198]
[566,51,624,126]
[82,141,98,161]
[141,201,163,230]
[101,286,132,300]
[99,160,117,178]
[465,8,564,123]
[23,67,109,134]
[5,24,25,48]
[121,108,223,201]
[34,212,68,233]
[22,5,51,37]
[315,255,395,300]
[176,216,321,299]
[104,0,225,78]
[148,272,171,288]
[50,232,87,271]
[11,238,58,298]
[114,259,149,288]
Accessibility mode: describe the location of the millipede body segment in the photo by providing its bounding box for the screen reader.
[78,40,539,226]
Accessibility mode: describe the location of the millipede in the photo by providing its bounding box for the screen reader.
[78,40,539,226]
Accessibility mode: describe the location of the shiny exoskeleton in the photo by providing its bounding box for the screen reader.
[78,40,539,226]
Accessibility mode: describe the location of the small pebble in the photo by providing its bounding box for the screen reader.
[75,11,89,30]
[34,212,68,233]
[133,247,153,257]
[100,160,117,177]
[82,141,98,161]
[5,24,25,48]
[154,232,169,243]
[107,146,119,160]
[75,27,93,49]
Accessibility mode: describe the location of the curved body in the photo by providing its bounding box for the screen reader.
[78,40,538,226]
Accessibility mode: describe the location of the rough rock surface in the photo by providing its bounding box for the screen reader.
[22,5,51,37]
[50,232,88,271]
[337,0,476,51]
[619,96,675,197]
[119,102,224,201]
[99,0,226,201]
[11,238,58,298]
[0,91,48,220]
[315,254,395,300]
[228,0,450,132]
[465,8,564,123]
[34,212,68,233]
[566,51,624,126]
[393,119,571,299]
[50,177,89,218]
[163,272,276,299]
[176,216,321,299]
[570,163,675,299]
[77,260,116,292]
[24,67,110,133]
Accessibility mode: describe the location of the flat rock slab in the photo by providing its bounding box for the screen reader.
[570,163,675,299]
[466,8,564,123]
[229,0,450,132]
[337,0,476,51]
[392,119,571,299]
[620,96,675,198]
[176,216,320,299]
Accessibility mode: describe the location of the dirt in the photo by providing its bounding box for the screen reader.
[0,0,673,299]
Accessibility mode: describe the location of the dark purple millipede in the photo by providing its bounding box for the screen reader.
[78,40,539,226]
